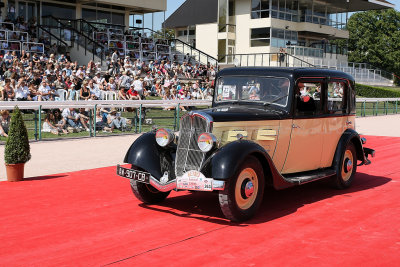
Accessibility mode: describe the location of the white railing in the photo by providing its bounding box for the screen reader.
[0,100,213,110]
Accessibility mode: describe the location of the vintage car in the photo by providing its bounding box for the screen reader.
[117,67,375,222]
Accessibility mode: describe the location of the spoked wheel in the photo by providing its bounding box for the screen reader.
[219,156,265,222]
[130,166,170,204]
[332,142,357,189]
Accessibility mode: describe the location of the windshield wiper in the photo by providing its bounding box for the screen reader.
[263,94,289,108]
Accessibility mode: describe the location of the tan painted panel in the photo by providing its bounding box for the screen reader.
[320,115,354,167]
[272,120,293,172]
[212,120,281,158]
[282,118,324,174]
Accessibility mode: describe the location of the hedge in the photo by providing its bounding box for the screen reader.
[355,84,400,98]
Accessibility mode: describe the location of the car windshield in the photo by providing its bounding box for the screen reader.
[215,76,291,107]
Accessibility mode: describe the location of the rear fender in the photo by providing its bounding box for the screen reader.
[332,129,366,168]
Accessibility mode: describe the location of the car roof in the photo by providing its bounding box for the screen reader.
[217,67,355,82]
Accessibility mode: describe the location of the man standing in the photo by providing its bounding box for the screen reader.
[111,50,119,75]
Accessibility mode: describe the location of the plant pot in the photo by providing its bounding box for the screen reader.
[5,163,25,182]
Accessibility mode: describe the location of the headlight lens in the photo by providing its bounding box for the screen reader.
[197,133,216,152]
[155,128,174,147]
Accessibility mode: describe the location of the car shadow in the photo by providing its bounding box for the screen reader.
[23,175,68,181]
[138,172,392,226]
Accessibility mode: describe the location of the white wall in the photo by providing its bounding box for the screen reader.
[196,23,218,58]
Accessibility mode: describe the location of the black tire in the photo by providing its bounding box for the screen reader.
[332,142,357,189]
[130,166,170,204]
[218,156,265,222]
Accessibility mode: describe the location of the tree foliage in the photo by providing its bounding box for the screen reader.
[152,28,175,40]
[4,106,31,165]
[347,9,400,76]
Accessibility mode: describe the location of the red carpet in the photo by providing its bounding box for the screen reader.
[0,135,399,266]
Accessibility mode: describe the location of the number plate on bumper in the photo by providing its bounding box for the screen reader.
[177,170,213,191]
[117,165,150,184]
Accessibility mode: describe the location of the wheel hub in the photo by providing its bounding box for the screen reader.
[240,178,255,199]
[344,158,353,173]
[244,181,254,198]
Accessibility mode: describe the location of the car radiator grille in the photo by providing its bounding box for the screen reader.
[175,114,210,177]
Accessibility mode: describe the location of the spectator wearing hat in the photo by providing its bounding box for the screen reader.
[107,108,128,132]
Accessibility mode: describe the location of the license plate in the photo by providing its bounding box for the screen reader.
[177,170,213,191]
[117,165,150,184]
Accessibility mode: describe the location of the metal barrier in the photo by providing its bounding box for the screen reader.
[356,98,400,117]
[0,98,398,142]
[0,100,212,141]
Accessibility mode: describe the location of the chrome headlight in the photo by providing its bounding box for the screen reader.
[197,133,217,152]
[155,128,175,147]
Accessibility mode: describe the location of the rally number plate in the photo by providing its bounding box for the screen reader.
[177,170,213,191]
[116,165,150,184]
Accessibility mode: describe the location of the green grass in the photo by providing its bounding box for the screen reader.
[356,101,399,116]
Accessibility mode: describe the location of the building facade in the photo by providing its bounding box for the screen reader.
[165,0,394,67]
[1,0,166,29]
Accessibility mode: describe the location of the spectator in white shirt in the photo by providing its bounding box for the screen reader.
[132,76,144,96]
[15,79,30,101]
[38,81,53,101]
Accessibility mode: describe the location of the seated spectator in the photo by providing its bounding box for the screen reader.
[118,85,129,100]
[15,78,30,101]
[38,81,53,101]
[2,79,15,101]
[78,108,90,131]
[127,85,141,100]
[42,110,67,135]
[95,109,111,132]
[0,110,11,137]
[79,80,91,101]
[107,108,128,132]
[62,108,82,131]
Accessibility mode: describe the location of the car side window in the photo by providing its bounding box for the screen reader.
[295,81,322,116]
[327,81,347,114]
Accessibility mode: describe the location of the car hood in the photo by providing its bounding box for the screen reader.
[199,105,289,122]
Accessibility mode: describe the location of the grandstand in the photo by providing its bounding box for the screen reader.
[165,0,396,86]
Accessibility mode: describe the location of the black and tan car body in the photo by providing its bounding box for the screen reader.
[121,68,374,193]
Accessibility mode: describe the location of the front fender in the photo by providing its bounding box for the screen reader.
[201,140,293,189]
[124,132,175,179]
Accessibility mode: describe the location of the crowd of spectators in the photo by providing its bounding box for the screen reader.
[0,44,218,134]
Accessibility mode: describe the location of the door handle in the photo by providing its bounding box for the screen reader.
[292,124,301,129]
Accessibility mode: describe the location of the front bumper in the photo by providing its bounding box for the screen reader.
[117,165,225,192]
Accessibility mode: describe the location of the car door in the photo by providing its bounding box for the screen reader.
[319,78,352,168]
[282,78,325,174]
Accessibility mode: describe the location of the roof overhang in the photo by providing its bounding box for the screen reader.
[79,0,167,13]
[323,0,395,13]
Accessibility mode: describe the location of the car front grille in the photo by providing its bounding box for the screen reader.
[175,113,210,177]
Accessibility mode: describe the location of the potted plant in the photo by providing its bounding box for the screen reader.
[4,106,31,182]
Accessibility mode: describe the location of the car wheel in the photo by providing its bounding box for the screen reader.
[130,167,170,204]
[332,142,357,189]
[218,156,265,222]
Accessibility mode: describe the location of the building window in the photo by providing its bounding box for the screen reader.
[271,28,297,47]
[251,0,269,19]
[42,2,76,20]
[250,27,270,47]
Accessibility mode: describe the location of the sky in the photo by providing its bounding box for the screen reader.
[131,0,400,31]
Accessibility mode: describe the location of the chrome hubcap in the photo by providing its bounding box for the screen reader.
[244,181,254,198]
[346,160,353,173]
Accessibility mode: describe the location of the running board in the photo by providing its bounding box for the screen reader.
[283,169,336,185]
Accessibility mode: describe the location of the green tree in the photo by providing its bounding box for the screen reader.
[347,9,400,76]
[4,106,31,165]
[152,28,175,40]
